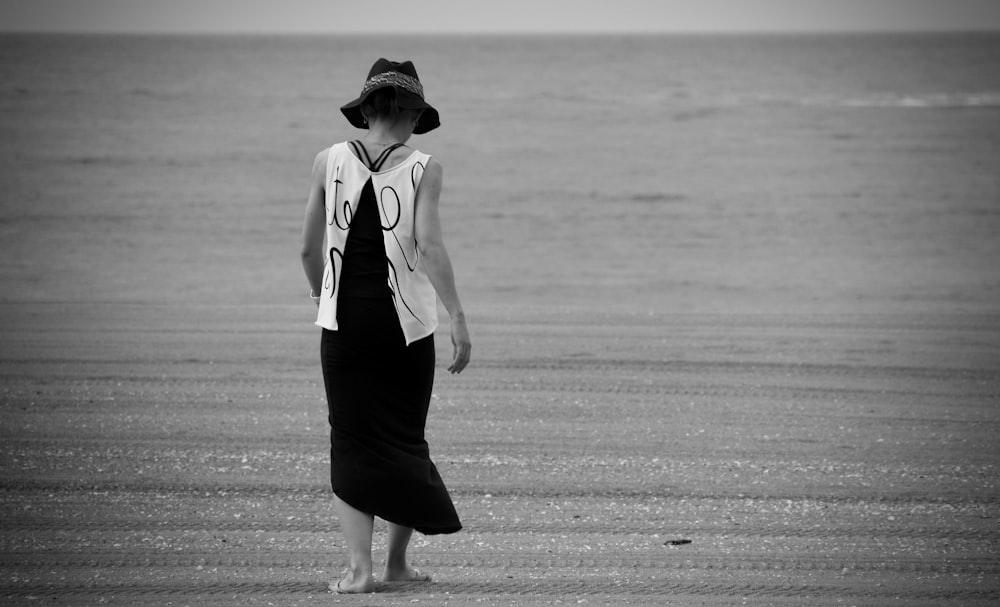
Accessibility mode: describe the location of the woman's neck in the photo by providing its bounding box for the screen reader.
[364,119,413,146]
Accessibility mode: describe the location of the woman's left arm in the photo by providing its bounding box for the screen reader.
[300,149,328,301]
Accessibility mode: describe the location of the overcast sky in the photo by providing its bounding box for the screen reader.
[2,0,999,33]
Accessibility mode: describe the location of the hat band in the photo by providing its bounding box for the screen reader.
[361,71,424,99]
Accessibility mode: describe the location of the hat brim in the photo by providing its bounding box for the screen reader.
[340,86,440,135]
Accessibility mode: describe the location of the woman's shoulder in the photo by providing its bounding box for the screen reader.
[313,142,343,163]
[405,148,437,168]
[310,147,329,179]
[322,141,355,156]
[315,142,356,167]
[420,154,442,175]
[310,143,352,183]
[327,141,352,155]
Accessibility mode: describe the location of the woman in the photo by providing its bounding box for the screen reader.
[300,58,471,594]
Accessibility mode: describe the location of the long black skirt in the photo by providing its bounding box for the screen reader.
[320,295,461,535]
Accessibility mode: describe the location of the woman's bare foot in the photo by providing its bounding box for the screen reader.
[383,565,432,583]
[329,571,376,594]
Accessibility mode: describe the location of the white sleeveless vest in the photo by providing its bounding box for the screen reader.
[314,142,439,345]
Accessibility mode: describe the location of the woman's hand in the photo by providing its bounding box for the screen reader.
[448,314,471,374]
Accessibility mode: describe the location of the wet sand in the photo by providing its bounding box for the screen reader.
[2,301,998,605]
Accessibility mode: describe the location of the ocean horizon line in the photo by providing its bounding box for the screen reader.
[2,29,999,39]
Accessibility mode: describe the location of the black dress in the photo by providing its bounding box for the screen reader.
[320,142,461,535]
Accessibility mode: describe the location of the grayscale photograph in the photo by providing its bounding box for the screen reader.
[1,0,998,605]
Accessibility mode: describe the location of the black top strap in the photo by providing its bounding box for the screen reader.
[371,143,405,172]
[349,140,374,169]
[351,140,405,172]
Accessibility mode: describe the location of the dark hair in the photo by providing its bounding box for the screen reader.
[360,88,399,122]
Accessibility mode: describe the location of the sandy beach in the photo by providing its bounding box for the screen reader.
[2,301,998,605]
[2,34,999,605]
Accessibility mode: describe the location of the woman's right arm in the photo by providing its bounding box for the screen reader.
[414,158,471,374]
[300,149,328,300]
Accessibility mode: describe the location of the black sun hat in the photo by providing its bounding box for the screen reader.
[340,58,440,135]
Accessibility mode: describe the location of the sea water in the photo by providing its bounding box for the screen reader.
[1,33,998,312]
